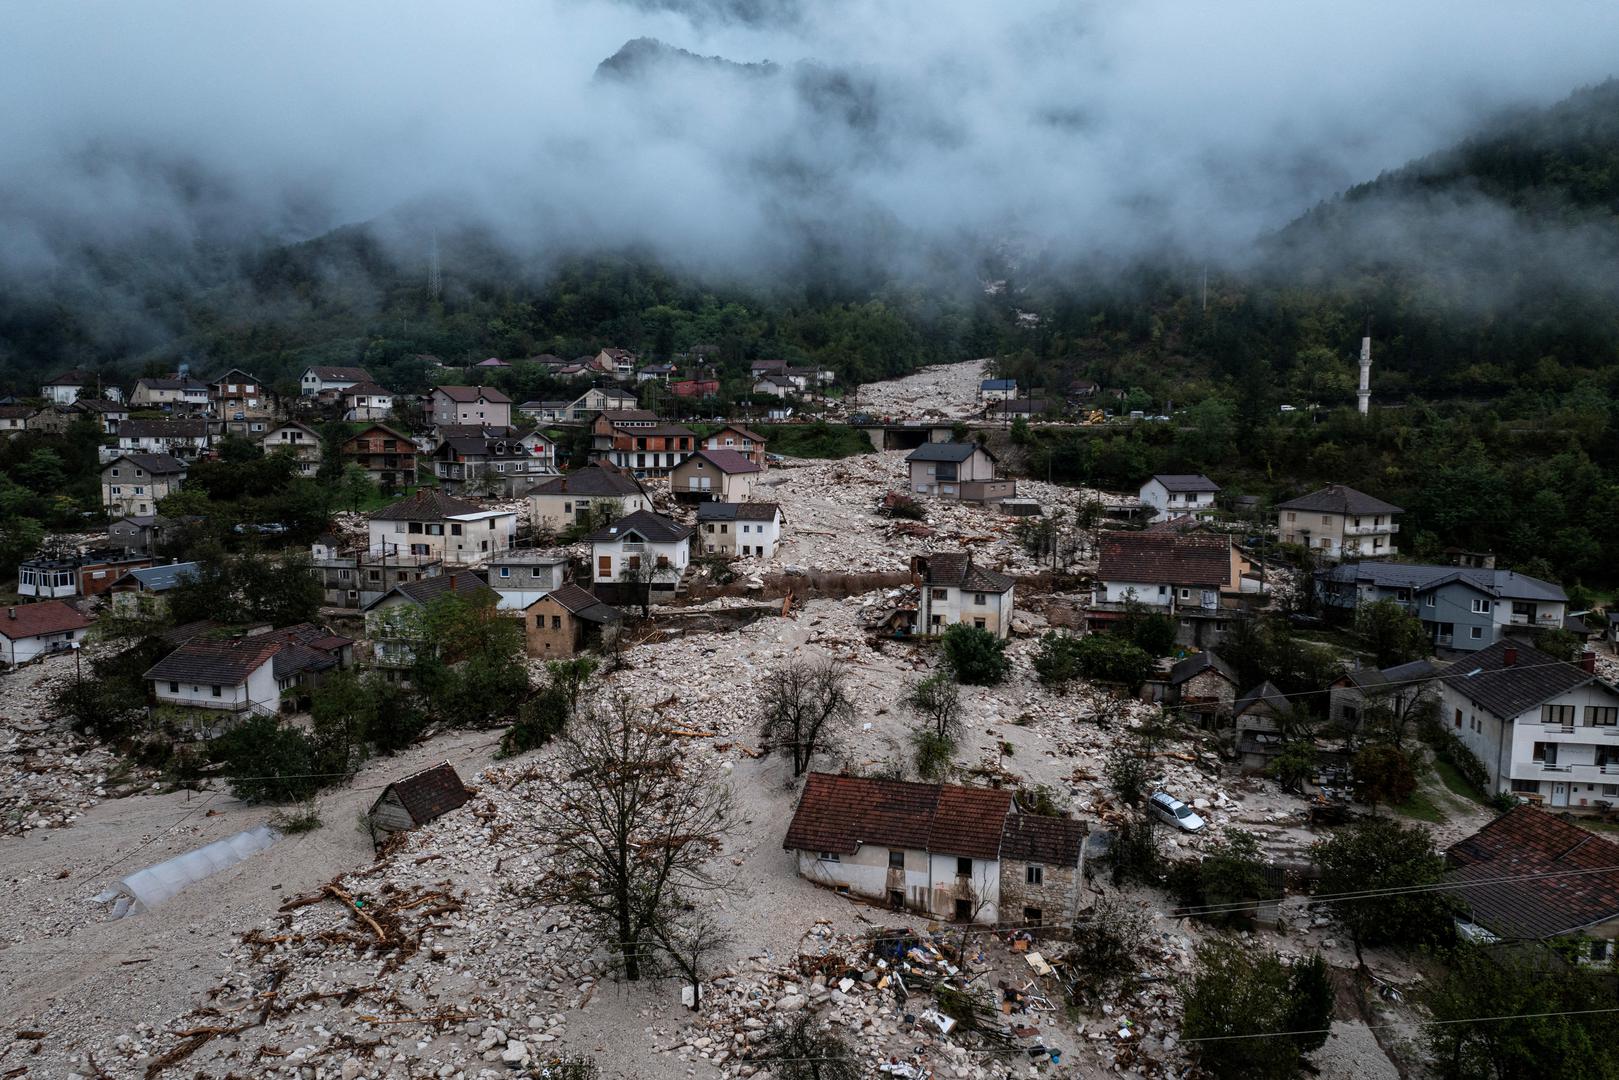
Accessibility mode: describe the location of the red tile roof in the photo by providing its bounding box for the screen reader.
[0,601,92,641]
[1445,805,1619,939]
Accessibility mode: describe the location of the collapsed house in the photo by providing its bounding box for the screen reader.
[367,762,473,842]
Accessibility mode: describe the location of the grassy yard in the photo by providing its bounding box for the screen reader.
[1433,757,1487,804]
[1394,788,1447,823]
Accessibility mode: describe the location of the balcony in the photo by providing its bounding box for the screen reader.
[1344,522,1400,536]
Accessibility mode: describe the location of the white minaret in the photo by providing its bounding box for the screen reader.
[1357,319,1372,416]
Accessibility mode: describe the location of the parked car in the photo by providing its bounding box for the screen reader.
[1149,791,1206,832]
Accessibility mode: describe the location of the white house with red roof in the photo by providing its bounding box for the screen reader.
[0,601,93,666]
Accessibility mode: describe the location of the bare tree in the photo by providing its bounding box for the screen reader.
[618,555,657,619]
[650,903,732,1011]
[758,657,854,776]
[751,1014,863,1080]
[518,696,732,982]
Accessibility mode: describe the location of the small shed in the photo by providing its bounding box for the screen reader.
[367,762,472,841]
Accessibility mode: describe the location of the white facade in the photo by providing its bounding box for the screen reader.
[150,663,280,717]
[1446,680,1619,810]
[793,847,1002,924]
[118,431,209,456]
[345,391,397,421]
[42,382,85,405]
[367,510,517,565]
[1098,580,1220,611]
[1,627,82,666]
[489,558,569,610]
[1139,478,1217,522]
[301,368,365,397]
[919,582,1015,638]
[591,534,689,587]
[529,488,652,532]
[260,424,322,475]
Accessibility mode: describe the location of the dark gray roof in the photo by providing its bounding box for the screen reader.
[1439,640,1609,719]
[697,502,783,523]
[144,637,284,685]
[305,366,373,381]
[1276,483,1402,515]
[1234,681,1290,718]
[1169,650,1237,686]
[526,466,646,498]
[980,379,1017,391]
[584,510,692,544]
[906,442,992,463]
[1319,561,1566,604]
[115,562,200,592]
[1445,806,1619,940]
[1151,474,1221,493]
[110,453,188,475]
[369,762,472,826]
[368,489,482,521]
[919,552,1013,593]
[364,571,496,610]
[541,583,623,623]
[119,419,209,439]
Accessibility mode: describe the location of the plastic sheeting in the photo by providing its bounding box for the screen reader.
[112,825,282,915]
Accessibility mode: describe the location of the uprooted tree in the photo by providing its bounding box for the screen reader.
[758,656,855,776]
[519,696,733,986]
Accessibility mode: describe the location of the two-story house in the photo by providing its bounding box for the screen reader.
[585,510,692,596]
[669,449,760,502]
[520,583,622,659]
[1139,474,1221,523]
[526,466,653,532]
[1277,484,1402,559]
[703,424,768,469]
[363,572,500,677]
[300,366,373,397]
[340,424,418,487]
[914,551,1016,639]
[366,489,517,566]
[753,374,798,398]
[209,368,279,435]
[116,420,211,460]
[74,398,129,434]
[40,368,98,405]
[1328,659,1439,740]
[130,376,211,412]
[260,422,323,475]
[428,386,513,428]
[978,378,1018,406]
[784,773,1088,926]
[590,416,696,477]
[594,348,638,381]
[1094,529,1243,612]
[565,387,638,420]
[341,382,398,421]
[310,535,443,609]
[101,454,187,517]
[905,443,1012,503]
[431,436,556,496]
[696,502,785,559]
[486,550,571,609]
[1441,641,1619,812]
[1316,561,1567,652]
[1233,681,1293,772]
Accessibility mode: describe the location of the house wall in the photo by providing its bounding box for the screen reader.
[919,584,1014,638]
[431,392,511,427]
[908,450,996,498]
[1100,580,1221,611]
[2,627,84,666]
[1179,669,1236,716]
[150,664,278,717]
[1446,680,1619,809]
[997,856,1081,926]
[591,538,689,587]
[793,846,1001,923]
[669,457,757,501]
[523,595,583,657]
[369,790,417,835]
[1140,481,1216,521]
[529,491,651,532]
[1280,510,1398,559]
[101,469,182,517]
[368,513,516,564]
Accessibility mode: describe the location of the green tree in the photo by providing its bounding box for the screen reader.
[1031,631,1084,687]
[1072,634,1154,690]
[412,593,530,729]
[1351,743,1418,811]
[1355,598,1431,667]
[1190,829,1275,926]
[1313,817,1456,961]
[939,623,1010,685]
[905,673,962,740]
[1182,939,1333,1079]
[212,715,324,803]
[308,670,376,777]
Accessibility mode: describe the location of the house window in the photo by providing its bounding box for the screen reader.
[888,850,905,870]
[552,615,562,629]
[367,570,381,582]
[211,685,223,698]
[974,592,987,605]
[1533,742,1558,764]
[1178,588,1191,600]
[1425,594,1436,607]
[956,856,972,877]
[818,852,840,863]
[1470,627,1483,640]
[169,681,179,693]
[931,588,947,600]
[535,614,545,627]
[1023,907,1043,926]
[1544,704,1576,726]
[1471,598,1492,614]
[1286,512,1296,523]
[1025,865,1044,885]
[1587,707,1619,727]
[974,618,987,630]
[1511,778,1540,793]
[499,567,510,578]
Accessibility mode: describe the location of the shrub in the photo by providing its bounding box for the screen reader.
[212,715,324,803]
[1105,745,1153,808]
[270,800,324,834]
[1073,634,1154,690]
[501,685,572,756]
[939,624,1010,685]
[1182,939,1333,1079]
[1065,894,1150,1004]
[1313,817,1457,960]
[1031,631,1084,687]
[911,728,955,780]
[1125,611,1178,658]
[1108,814,1163,886]
[1351,743,1418,809]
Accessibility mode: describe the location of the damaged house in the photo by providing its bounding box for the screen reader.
[784,773,1088,926]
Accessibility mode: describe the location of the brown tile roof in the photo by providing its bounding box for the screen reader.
[526,466,646,498]
[783,773,1012,859]
[920,552,1013,593]
[370,762,471,827]
[1439,640,1607,719]
[1445,806,1619,939]
[712,424,766,443]
[1097,531,1231,588]
[598,409,659,423]
[144,637,285,686]
[0,601,93,641]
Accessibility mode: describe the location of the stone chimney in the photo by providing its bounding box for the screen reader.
[1582,651,1597,674]
[1503,646,1517,667]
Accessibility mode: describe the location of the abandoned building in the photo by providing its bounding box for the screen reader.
[367,762,473,842]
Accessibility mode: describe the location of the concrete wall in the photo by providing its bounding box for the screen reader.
[3,627,82,666]
[528,491,651,532]
[1447,680,1619,808]
[919,584,1013,638]
[794,846,1001,923]
[150,664,279,717]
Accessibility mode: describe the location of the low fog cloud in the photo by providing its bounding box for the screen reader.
[3,0,1618,282]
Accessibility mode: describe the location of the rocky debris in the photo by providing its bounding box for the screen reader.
[847,359,992,421]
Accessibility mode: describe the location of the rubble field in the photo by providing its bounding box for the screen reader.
[847,360,991,420]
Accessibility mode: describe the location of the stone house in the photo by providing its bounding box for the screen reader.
[101,454,187,517]
[1327,659,1438,741]
[913,552,1015,639]
[1277,483,1402,560]
[669,448,760,502]
[1440,641,1619,812]
[696,502,785,559]
[783,773,1088,926]
[1233,681,1293,772]
[904,443,1013,503]
[1167,650,1239,723]
[520,583,622,658]
[209,368,280,435]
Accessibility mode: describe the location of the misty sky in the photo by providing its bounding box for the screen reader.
[4,0,1619,276]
